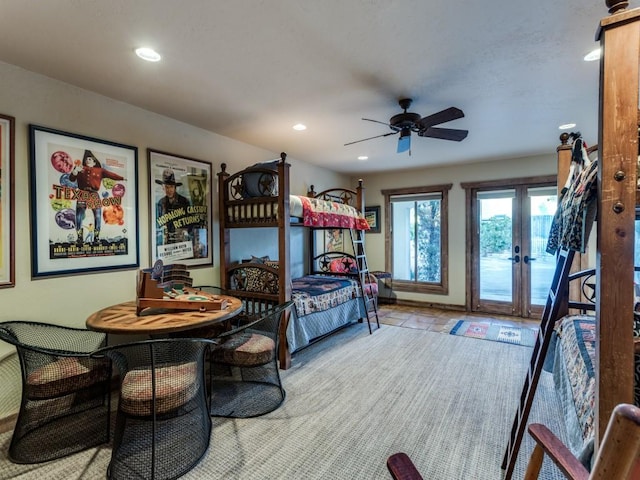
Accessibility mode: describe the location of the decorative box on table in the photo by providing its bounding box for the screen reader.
[136,260,227,315]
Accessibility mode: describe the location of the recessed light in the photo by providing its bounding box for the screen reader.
[584,48,601,62]
[559,123,576,130]
[357,156,368,161]
[292,124,307,131]
[135,47,161,62]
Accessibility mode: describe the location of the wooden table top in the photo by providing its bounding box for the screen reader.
[86,295,244,335]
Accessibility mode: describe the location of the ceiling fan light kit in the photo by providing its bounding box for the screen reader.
[344,98,469,154]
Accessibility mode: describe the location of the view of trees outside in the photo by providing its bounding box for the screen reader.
[414,200,441,282]
[393,197,442,283]
[480,214,511,257]
[479,193,557,304]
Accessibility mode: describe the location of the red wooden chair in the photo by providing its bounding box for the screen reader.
[386,403,640,480]
[524,403,640,480]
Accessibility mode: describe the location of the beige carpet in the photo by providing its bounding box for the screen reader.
[0,323,567,479]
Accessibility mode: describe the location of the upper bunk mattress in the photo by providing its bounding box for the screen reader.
[225,194,370,230]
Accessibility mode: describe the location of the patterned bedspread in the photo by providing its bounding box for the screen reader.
[553,314,596,465]
[291,275,359,316]
[294,195,370,230]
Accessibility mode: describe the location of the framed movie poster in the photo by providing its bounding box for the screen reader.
[364,205,381,233]
[0,114,15,287]
[325,228,343,252]
[148,149,212,267]
[29,125,139,278]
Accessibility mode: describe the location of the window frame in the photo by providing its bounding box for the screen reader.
[382,183,452,295]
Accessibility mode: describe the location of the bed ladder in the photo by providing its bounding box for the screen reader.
[501,247,575,480]
[349,229,380,334]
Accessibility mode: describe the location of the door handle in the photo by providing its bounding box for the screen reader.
[508,255,520,263]
[523,256,536,264]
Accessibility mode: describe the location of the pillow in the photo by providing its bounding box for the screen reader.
[242,160,279,198]
[250,255,270,264]
[329,257,357,274]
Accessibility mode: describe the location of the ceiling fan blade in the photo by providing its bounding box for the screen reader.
[362,118,392,127]
[397,134,411,153]
[420,127,469,142]
[418,107,465,129]
[344,131,397,146]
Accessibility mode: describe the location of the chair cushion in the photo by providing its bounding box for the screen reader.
[212,332,275,367]
[121,362,197,416]
[26,357,109,399]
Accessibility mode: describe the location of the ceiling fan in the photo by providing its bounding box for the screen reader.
[344,98,468,153]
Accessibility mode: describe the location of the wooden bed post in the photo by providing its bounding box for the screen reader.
[556,134,575,319]
[356,178,365,213]
[218,163,230,291]
[595,0,639,448]
[277,152,293,370]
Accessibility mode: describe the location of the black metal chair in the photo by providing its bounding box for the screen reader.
[92,337,214,480]
[0,321,111,463]
[209,301,292,418]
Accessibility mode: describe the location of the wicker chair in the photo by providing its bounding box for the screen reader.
[92,338,214,480]
[209,301,292,418]
[0,321,111,463]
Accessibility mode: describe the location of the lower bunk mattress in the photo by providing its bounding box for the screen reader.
[551,313,640,467]
[288,275,367,353]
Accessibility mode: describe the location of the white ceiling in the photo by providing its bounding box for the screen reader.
[0,1,611,174]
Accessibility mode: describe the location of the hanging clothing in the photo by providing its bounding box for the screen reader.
[547,159,598,254]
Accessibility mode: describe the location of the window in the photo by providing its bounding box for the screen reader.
[382,184,451,294]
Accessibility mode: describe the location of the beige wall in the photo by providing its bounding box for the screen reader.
[0,61,347,417]
[354,154,557,306]
[0,60,561,419]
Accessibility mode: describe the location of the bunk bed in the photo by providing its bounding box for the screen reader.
[546,0,640,469]
[546,128,640,467]
[217,154,375,370]
[502,3,640,478]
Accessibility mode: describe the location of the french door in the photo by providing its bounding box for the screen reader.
[465,177,557,318]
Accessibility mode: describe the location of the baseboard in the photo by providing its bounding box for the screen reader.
[394,299,466,312]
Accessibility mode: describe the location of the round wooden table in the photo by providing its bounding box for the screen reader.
[86,296,244,335]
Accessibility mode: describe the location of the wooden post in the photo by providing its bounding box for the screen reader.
[218,163,230,290]
[277,152,292,370]
[595,1,640,448]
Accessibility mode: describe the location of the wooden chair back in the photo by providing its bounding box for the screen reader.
[525,403,640,480]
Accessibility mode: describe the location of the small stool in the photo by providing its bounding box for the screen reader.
[371,271,394,304]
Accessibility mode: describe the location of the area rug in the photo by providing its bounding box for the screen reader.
[0,323,565,480]
[449,319,537,347]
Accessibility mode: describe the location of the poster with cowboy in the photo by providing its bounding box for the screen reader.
[29,125,139,277]
[149,149,212,267]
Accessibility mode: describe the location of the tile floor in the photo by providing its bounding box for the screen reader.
[375,303,540,333]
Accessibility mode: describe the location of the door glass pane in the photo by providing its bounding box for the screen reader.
[479,194,513,302]
[529,190,558,305]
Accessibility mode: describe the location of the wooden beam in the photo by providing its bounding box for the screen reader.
[595,5,640,447]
